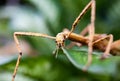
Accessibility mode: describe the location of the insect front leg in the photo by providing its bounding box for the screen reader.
[12,32,56,81]
[68,0,93,36]
[12,33,23,81]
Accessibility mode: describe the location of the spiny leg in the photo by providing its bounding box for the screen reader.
[12,32,56,81]
[93,34,113,59]
[68,0,94,36]
[83,0,96,70]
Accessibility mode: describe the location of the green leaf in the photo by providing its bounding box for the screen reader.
[0,55,81,81]
[62,47,120,75]
[0,72,36,81]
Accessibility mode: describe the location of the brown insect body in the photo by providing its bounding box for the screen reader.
[92,34,109,51]
[12,0,120,81]
[62,29,120,55]
[92,34,120,56]
[62,29,108,51]
[63,29,88,44]
[110,40,120,55]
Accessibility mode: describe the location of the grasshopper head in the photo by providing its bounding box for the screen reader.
[55,33,67,48]
[53,32,67,57]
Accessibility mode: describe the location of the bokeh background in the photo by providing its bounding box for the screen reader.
[0,0,120,81]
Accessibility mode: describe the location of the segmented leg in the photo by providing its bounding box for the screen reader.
[12,32,55,81]
[68,0,93,36]
[93,34,113,59]
[66,0,96,70]
[83,0,96,70]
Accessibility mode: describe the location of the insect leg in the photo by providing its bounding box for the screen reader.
[93,34,113,59]
[68,0,93,36]
[83,0,96,70]
[12,32,56,81]
[66,24,90,48]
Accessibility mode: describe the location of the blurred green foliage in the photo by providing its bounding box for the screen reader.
[0,0,120,81]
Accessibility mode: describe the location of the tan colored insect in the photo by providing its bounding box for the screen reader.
[12,0,120,81]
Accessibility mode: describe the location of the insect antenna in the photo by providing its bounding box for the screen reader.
[53,47,59,58]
